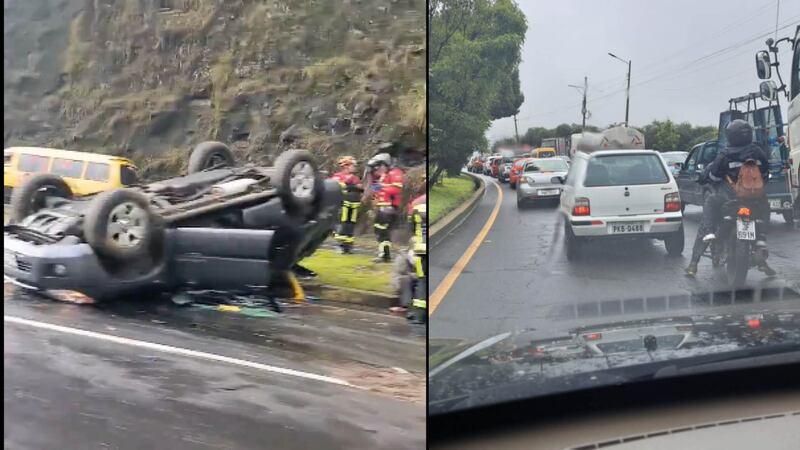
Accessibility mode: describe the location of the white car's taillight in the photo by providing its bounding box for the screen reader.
[664,192,681,212]
[573,197,590,216]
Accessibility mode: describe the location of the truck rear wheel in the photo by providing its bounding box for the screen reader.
[9,173,73,223]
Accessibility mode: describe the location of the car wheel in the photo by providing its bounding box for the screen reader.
[84,189,164,264]
[273,149,320,211]
[9,173,73,223]
[565,222,581,261]
[664,225,685,256]
[187,141,236,174]
[783,210,794,225]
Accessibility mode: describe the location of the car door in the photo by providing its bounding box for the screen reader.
[676,145,702,205]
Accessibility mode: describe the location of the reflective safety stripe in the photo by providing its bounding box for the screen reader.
[350,208,358,222]
[414,243,427,255]
[334,234,354,243]
[414,256,425,277]
[374,223,389,230]
[379,241,392,252]
[342,201,361,207]
[375,201,392,206]
[412,299,427,309]
[341,207,348,222]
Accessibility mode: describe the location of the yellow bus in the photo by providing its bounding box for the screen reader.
[531,147,556,158]
[4,147,138,202]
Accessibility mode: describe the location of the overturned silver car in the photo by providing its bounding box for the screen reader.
[4,142,341,301]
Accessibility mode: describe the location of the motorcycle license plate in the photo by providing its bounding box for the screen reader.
[736,219,756,240]
[769,199,781,210]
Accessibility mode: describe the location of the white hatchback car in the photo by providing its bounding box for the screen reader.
[558,149,684,260]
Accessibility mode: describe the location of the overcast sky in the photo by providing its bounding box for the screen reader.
[487,0,800,143]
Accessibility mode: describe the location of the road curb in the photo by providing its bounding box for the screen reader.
[430,172,484,248]
[300,283,396,310]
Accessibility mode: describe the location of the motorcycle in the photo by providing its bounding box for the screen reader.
[717,198,769,286]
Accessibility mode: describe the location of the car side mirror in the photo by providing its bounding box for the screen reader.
[551,176,565,184]
[759,80,778,102]
[755,51,771,80]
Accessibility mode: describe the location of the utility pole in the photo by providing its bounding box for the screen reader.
[568,77,589,132]
[609,52,632,126]
[582,76,588,131]
[624,60,631,127]
[513,114,520,144]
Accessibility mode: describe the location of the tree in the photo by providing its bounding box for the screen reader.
[653,120,679,151]
[429,0,527,182]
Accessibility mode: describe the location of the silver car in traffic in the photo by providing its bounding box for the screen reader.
[516,158,570,208]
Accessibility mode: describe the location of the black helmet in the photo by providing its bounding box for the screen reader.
[725,119,753,147]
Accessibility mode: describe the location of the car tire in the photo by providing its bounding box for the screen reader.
[565,222,581,261]
[273,149,320,211]
[187,141,236,174]
[782,210,794,225]
[9,173,73,223]
[84,189,164,264]
[664,225,685,256]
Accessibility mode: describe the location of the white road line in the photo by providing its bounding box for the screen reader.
[5,315,358,388]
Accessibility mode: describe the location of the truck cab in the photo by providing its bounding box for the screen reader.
[675,141,719,210]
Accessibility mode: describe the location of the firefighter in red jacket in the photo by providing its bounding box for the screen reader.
[368,153,404,262]
[329,156,362,254]
[407,193,427,324]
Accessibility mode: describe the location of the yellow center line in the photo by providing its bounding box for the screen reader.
[429,178,503,316]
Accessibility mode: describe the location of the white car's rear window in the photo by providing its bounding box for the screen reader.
[584,154,669,187]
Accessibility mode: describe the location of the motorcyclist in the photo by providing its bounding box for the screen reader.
[367,153,404,262]
[329,156,363,254]
[685,119,775,276]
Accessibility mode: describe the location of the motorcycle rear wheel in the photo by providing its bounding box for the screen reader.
[726,238,750,287]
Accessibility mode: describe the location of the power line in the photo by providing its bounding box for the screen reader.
[513,15,800,130]
[589,0,778,90]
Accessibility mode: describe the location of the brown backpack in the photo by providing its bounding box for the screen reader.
[727,162,764,199]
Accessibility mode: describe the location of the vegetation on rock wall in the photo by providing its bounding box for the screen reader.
[4,0,426,185]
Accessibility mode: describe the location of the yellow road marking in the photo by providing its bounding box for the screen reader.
[429,178,503,316]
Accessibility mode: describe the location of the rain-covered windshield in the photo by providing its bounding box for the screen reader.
[429,0,800,416]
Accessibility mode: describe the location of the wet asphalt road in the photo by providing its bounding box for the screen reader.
[5,286,425,450]
[430,173,800,341]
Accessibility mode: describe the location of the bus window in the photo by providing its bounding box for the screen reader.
[120,165,138,185]
[51,158,85,178]
[85,162,110,182]
[18,154,49,173]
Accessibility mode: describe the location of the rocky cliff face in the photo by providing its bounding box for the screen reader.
[4,0,425,179]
